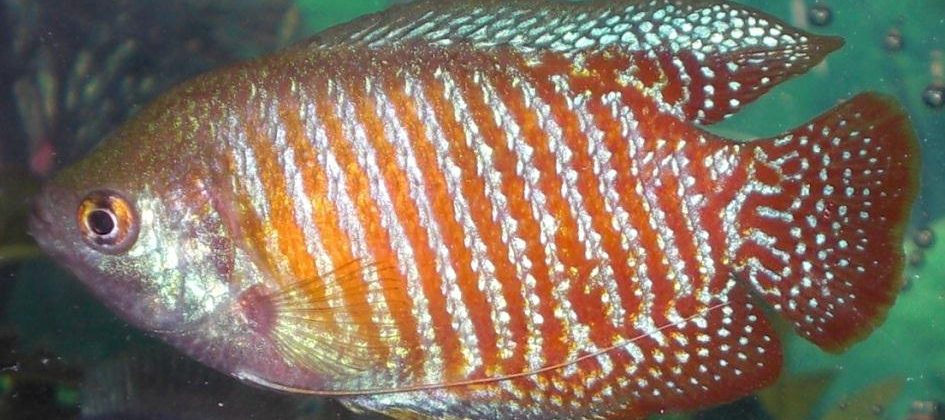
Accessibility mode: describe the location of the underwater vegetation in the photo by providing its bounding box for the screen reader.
[0,167,38,266]
[78,344,329,420]
[0,0,943,418]
[1,0,303,176]
[0,328,81,419]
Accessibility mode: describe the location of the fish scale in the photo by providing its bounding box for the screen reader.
[28,1,919,419]
[217,42,803,406]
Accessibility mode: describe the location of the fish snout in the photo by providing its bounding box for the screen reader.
[27,185,72,244]
[28,193,54,239]
[29,195,52,228]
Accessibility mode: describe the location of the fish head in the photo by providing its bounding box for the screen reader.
[29,91,238,335]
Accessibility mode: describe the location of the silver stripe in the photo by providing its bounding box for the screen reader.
[225,113,270,221]
[563,81,662,346]
[671,144,717,305]
[406,74,483,375]
[606,93,698,325]
[537,76,601,367]
[474,73,547,372]
[337,79,442,383]
[267,99,348,326]
[436,69,515,362]
[373,84,478,381]
[521,77,622,387]
[514,77,628,334]
[306,81,401,361]
[223,109,293,277]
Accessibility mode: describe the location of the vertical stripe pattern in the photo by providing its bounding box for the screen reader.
[216,41,782,417]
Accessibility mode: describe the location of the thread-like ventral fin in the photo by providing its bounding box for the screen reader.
[734,93,919,352]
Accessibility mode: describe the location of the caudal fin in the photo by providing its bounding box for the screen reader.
[733,93,919,352]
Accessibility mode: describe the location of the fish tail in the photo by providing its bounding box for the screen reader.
[732,93,919,352]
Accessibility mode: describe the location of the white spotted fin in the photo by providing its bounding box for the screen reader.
[309,0,843,124]
[733,93,919,352]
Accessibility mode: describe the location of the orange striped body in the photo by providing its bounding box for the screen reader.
[211,44,780,417]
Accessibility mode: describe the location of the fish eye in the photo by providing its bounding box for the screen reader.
[77,190,138,254]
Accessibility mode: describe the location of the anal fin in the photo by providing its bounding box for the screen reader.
[344,286,783,419]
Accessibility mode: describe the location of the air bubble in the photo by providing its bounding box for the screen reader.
[922,83,944,109]
[907,249,924,268]
[913,227,935,249]
[884,28,903,52]
[808,5,833,27]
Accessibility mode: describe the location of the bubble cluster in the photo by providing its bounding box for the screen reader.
[908,400,944,420]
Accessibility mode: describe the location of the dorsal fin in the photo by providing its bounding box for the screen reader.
[308,0,843,124]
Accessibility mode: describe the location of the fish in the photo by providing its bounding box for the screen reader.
[27,0,920,418]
